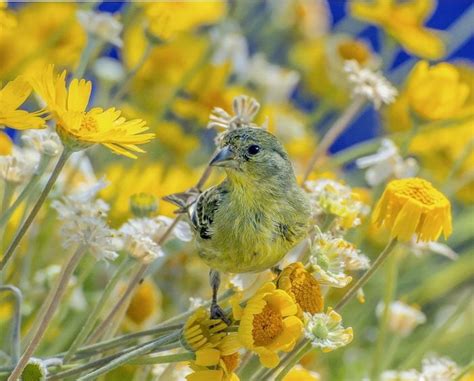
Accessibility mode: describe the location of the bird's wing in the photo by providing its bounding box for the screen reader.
[192,185,223,240]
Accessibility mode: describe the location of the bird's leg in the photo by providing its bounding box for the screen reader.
[209,269,230,324]
[271,266,282,275]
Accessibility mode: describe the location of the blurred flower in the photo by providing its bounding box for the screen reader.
[0,146,39,184]
[277,262,324,315]
[31,65,154,158]
[238,282,303,368]
[181,308,228,351]
[406,61,470,120]
[372,178,452,242]
[344,60,397,109]
[21,129,62,157]
[305,179,369,229]
[125,280,161,327]
[77,10,122,47]
[0,131,12,155]
[421,356,459,380]
[380,369,420,381]
[304,308,353,352]
[208,95,261,132]
[0,76,46,130]
[376,301,426,336]
[355,139,419,186]
[410,240,458,260]
[211,24,249,77]
[309,232,353,288]
[283,365,321,381]
[350,0,445,59]
[93,57,125,83]
[21,358,48,381]
[129,193,157,218]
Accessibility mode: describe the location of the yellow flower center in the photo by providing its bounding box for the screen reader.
[126,282,158,325]
[80,115,98,133]
[337,41,370,64]
[393,178,445,207]
[252,304,284,346]
[222,352,240,373]
[289,268,324,314]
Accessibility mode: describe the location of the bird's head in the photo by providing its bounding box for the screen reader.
[210,127,295,184]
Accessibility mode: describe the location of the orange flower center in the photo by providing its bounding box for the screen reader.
[338,41,370,64]
[222,352,240,373]
[80,115,98,133]
[289,268,323,314]
[252,304,284,346]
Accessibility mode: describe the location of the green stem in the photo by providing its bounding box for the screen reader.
[7,245,87,381]
[455,361,474,381]
[74,34,100,78]
[237,355,261,380]
[129,351,194,365]
[275,341,312,381]
[371,254,398,379]
[400,293,471,369]
[0,149,71,272]
[335,239,398,311]
[0,285,22,365]
[64,256,133,363]
[443,138,474,192]
[0,155,51,229]
[77,332,181,381]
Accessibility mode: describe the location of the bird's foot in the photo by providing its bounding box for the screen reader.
[271,266,282,275]
[210,301,231,325]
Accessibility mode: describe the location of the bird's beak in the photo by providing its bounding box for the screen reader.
[209,146,236,168]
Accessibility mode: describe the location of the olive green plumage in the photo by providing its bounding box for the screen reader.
[190,127,311,273]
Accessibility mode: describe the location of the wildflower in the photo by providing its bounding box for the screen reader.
[410,239,458,260]
[277,262,324,315]
[77,10,122,47]
[208,95,262,132]
[380,369,421,381]
[93,57,125,83]
[21,129,62,157]
[0,76,45,130]
[304,309,353,352]
[283,365,321,381]
[406,61,470,120]
[372,178,452,242]
[344,60,397,109]
[305,179,369,229]
[181,308,228,351]
[125,280,161,326]
[350,0,445,59]
[238,282,303,368]
[309,232,353,288]
[129,193,158,218]
[119,219,164,264]
[421,356,459,380]
[31,65,154,158]
[356,139,419,186]
[0,147,39,184]
[21,358,48,381]
[376,301,426,337]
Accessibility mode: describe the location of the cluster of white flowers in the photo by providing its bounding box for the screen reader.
[344,59,398,109]
[0,147,39,184]
[381,356,459,381]
[356,139,419,186]
[211,24,249,77]
[21,128,62,157]
[376,300,426,337]
[77,10,123,47]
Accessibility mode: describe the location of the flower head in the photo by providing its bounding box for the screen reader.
[208,95,262,133]
[304,309,353,352]
[277,262,324,316]
[380,369,421,381]
[376,301,426,337]
[283,365,321,381]
[21,128,62,157]
[125,280,161,327]
[77,10,122,47]
[0,146,39,184]
[406,61,470,120]
[344,60,397,109]
[421,356,459,380]
[129,193,158,218]
[372,178,452,242]
[181,308,228,352]
[0,75,45,130]
[31,65,154,158]
[238,282,303,368]
[350,0,445,59]
[356,139,419,186]
[21,358,48,381]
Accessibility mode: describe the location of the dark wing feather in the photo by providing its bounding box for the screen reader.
[192,186,223,240]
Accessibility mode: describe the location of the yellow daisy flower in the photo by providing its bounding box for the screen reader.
[181,308,228,352]
[238,282,303,368]
[30,65,154,158]
[372,178,452,242]
[350,0,445,59]
[0,76,45,130]
[125,280,161,328]
[277,262,324,316]
[283,365,321,381]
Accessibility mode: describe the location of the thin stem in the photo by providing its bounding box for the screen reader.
[74,34,100,78]
[1,149,71,272]
[302,96,366,183]
[371,254,398,379]
[0,156,51,229]
[129,352,194,365]
[455,361,474,381]
[335,239,398,311]
[77,332,181,381]
[275,341,312,381]
[0,286,22,365]
[237,354,260,380]
[7,245,87,381]
[63,256,134,363]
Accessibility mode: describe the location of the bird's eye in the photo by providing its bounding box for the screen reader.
[247,145,261,155]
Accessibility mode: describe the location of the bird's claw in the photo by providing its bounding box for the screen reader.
[210,302,231,325]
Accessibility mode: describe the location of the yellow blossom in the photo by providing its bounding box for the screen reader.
[0,76,45,130]
[0,131,13,155]
[30,65,154,158]
[350,0,445,59]
[283,365,321,381]
[277,262,324,316]
[125,280,161,327]
[372,178,452,242]
[238,282,303,368]
[406,61,470,120]
[181,308,228,351]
